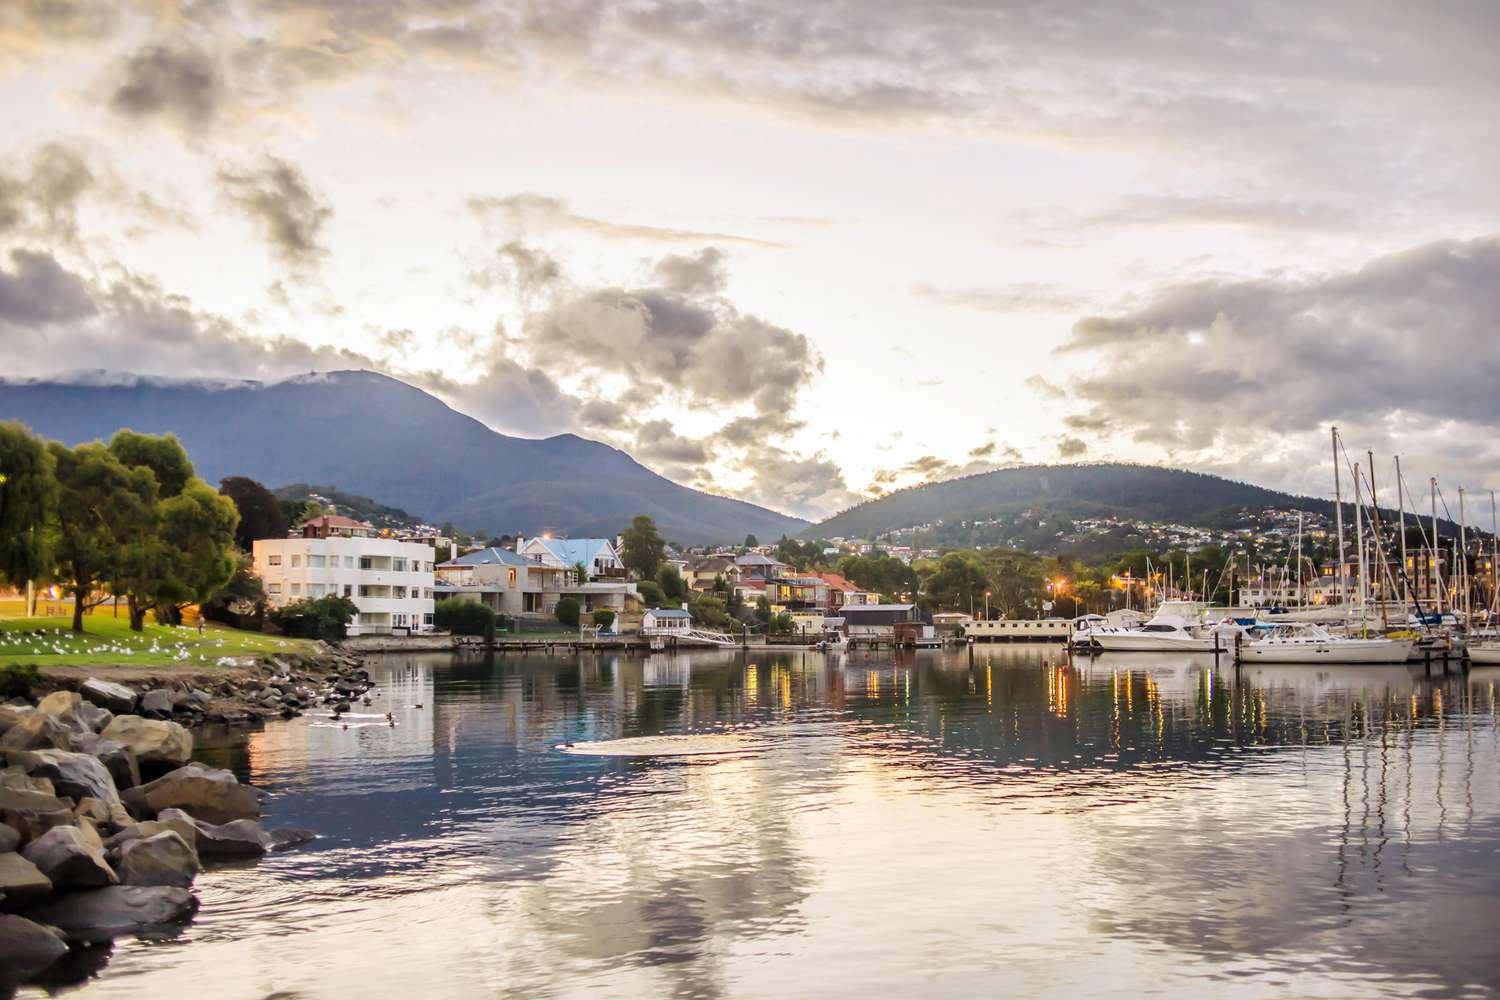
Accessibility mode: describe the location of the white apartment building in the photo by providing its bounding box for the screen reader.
[253,533,437,635]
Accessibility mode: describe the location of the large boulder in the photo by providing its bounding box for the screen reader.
[80,678,138,715]
[79,702,113,734]
[7,749,120,806]
[160,810,268,860]
[138,689,175,718]
[21,826,117,889]
[265,827,317,853]
[34,691,91,739]
[0,914,68,985]
[0,704,34,738]
[0,713,73,752]
[0,822,19,853]
[0,787,74,841]
[21,885,197,942]
[98,716,192,769]
[121,764,258,826]
[104,812,196,852]
[0,851,52,909]
[69,733,141,791]
[117,831,199,888]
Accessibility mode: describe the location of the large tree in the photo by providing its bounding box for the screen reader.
[49,441,157,633]
[220,476,290,550]
[619,514,666,579]
[0,422,56,614]
[108,430,194,497]
[153,480,240,625]
[922,551,992,614]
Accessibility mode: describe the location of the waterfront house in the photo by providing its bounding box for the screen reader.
[434,546,535,616]
[842,603,931,640]
[518,536,627,578]
[686,556,742,591]
[642,607,692,633]
[515,536,638,619]
[254,523,436,635]
[735,552,791,582]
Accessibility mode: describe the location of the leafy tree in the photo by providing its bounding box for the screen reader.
[269,594,358,639]
[592,609,616,631]
[0,422,56,613]
[434,543,453,564]
[220,476,289,549]
[922,551,991,613]
[434,598,496,636]
[836,553,916,600]
[769,611,795,634]
[620,514,666,579]
[982,549,1047,618]
[755,595,773,624]
[689,595,728,628]
[636,579,665,606]
[743,534,758,548]
[49,441,157,633]
[573,560,590,586]
[555,595,581,627]
[202,551,267,625]
[108,430,194,497]
[657,564,686,602]
[152,480,240,625]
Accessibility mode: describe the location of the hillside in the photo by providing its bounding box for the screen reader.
[0,370,806,544]
[809,464,1333,540]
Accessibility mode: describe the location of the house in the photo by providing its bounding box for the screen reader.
[765,575,829,611]
[515,536,637,617]
[518,536,626,578]
[686,556,742,591]
[809,572,876,611]
[254,533,436,635]
[735,552,791,582]
[642,607,692,633]
[433,546,534,617]
[842,603,930,639]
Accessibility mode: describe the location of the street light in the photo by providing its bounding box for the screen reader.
[984,590,991,620]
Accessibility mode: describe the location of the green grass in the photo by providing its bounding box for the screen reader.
[0,616,314,668]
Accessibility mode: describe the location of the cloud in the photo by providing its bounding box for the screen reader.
[652,247,727,296]
[0,249,97,325]
[468,193,788,249]
[0,143,95,246]
[915,282,1086,314]
[217,156,332,272]
[1024,374,1065,400]
[106,41,222,134]
[1056,436,1088,460]
[1056,234,1500,488]
[1074,195,1360,234]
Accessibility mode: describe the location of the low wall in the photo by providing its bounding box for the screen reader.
[340,634,462,652]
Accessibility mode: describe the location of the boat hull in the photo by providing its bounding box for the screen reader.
[1467,644,1500,665]
[1091,633,1232,653]
[1237,638,1414,664]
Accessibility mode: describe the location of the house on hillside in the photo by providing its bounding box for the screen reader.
[735,552,791,582]
[300,514,377,539]
[255,530,435,635]
[518,536,626,578]
[642,607,692,634]
[434,546,536,617]
[686,556,742,591]
[515,536,637,618]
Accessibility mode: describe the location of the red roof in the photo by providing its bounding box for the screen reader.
[305,515,373,529]
[812,572,861,593]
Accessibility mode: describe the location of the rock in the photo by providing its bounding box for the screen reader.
[0,787,74,841]
[69,734,141,791]
[121,764,258,826]
[0,914,68,984]
[0,713,73,752]
[265,827,317,852]
[0,823,19,853]
[98,716,192,769]
[34,692,91,739]
[0,765,53,795]
[117,831,199,888]
[0,852,52,909]
[8,749,120,806]
[188,690,212,706]
[108,811,196,851]
[80,678,138,715]
[74,798,112,826]
[0,704,34,738]
[79,702,113,734]
[161,811,268,860]
[21,826,116,888]
[139,689,175,719]
[21,885,197,942]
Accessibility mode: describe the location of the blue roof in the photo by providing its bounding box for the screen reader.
[448,546,528,567]
[648,608,692,619]
[538,538,613,566]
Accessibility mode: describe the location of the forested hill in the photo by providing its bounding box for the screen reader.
[810,464,1328,539]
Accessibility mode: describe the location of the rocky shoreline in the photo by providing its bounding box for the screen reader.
[0,645,377,989]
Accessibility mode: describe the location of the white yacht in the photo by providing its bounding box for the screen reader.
[1467,638,1500,665]
[1089,602,1249,653]
[1235,622,1413,664]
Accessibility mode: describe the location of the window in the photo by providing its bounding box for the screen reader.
[508,568,517,589]
[343,585,353,597]
[308,555,326,568]
[394,586,407,599]
[423,613,434,625]
[267,554,282,567]
[393,558,408,572]
[290,583,301,596]
[344,556,355,569]
[359,557,373,570]
[310,584,327,597]
[268,583,281,596]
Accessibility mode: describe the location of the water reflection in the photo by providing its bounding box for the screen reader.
[26,647,1500,999]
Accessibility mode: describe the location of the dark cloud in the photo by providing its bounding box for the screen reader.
[1057,436,1088,460]
[217,156,332,272]
[0,143,95,246]
[0,0,118,48]
[416,357,580,439]
[0,249,97,325]
[107,41,222,134]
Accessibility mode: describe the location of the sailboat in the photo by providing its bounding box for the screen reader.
[1467,490,1500,665]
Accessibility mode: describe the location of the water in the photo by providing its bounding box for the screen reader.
[21,647,1500,999]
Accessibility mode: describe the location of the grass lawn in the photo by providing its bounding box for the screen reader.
[0,616,314,668]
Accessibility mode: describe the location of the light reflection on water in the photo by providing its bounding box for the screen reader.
[28,648,1500,999]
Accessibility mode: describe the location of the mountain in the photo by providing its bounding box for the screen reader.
[0,370,807,544]
[809,464,1336,540]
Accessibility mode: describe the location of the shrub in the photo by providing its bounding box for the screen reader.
[592,609,615,631]
[635,580,664,606]
[656,565,686,601]
[555,596,581,627]
[0,663,41,699]
[434,599,496,636]
[268,595,359,640]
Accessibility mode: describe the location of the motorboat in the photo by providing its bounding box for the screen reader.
[1235,622,1413,664]
[1090,611,1248,653]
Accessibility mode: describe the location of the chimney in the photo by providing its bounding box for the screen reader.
[515,534,524,552]
[681,601,688,611]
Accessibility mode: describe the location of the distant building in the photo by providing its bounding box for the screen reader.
[254,530,436,635]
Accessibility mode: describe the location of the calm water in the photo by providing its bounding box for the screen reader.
[21,647,1500,999]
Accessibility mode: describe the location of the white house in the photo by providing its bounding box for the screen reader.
[517,536,625,577]
[641,607,692,633]
[253,523,436,635]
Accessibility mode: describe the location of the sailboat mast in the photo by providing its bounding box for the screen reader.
[1431,478,1442,616]
[1333,427,1349,622]
[1396,455,1409,611]
[1354,465,1368,632]
[1459,487,1469,625]
[1368,451,1388,630]
[1296,512,1304,607]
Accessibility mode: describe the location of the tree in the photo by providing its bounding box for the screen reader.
[620,514,666,579]
[636,579,665,606]
[152,480,240,625]
[555,596,581,627]
[744,534,758,548]
[220,476,289,550]
[434,598,495,636]
[49,442,156,633]
[202,551,267,626]
[657,564,686,602]
[573,561,590,586]
[269,595,358,639]
[108,430,193,497]
[922,551,991,613]
[0,422,56,614]
[592,609,616,631]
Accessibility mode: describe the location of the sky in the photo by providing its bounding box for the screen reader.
[2,1,1499,521]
